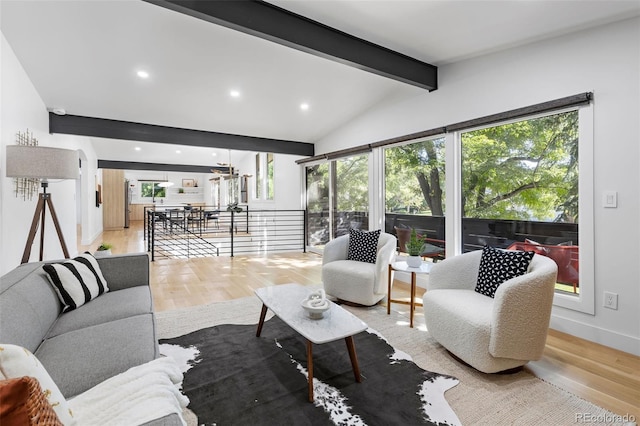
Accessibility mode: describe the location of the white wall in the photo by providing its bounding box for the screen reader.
[1,33,101,274]
[234,152,304,211]
[124,170,209,207]
[315,18,640,355]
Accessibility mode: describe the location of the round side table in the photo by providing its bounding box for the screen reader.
[387,261,433,327]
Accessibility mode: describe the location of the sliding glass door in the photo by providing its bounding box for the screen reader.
[334,154,369,237]
[384,137,446,258]
[306,163,330,248]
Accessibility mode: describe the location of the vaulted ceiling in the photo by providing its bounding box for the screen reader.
[2,0,638,169]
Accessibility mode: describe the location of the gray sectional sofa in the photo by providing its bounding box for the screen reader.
[0,253,182,425]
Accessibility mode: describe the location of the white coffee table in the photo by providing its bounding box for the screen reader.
[255,283,367,402]
[388,261,433,328]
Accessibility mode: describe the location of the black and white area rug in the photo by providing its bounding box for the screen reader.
[160,316,460,426]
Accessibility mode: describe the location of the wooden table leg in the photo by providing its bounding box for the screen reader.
[256,304,268,337]
[387,264,392,315]
[345,336,362,382]
[306,340,314,402]
[410,271,416,328]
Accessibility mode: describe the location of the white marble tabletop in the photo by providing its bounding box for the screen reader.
[391,260,433,274]
[255,284,367,344]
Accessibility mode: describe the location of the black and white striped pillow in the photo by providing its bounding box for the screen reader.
[43,253,109,312]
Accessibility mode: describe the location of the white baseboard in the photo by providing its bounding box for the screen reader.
[81,228,103,246]
[394,269,640,356]
[549,314,640,356]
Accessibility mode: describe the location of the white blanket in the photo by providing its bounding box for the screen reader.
[68,357,189,426]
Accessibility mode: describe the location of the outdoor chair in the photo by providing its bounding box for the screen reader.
[507,241,579,293]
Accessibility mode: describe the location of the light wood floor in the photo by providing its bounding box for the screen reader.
[81,221,640,420]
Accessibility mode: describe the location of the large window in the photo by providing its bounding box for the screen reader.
[255,152,274,201]
[384,138,446,257]
[306,163,330,248]
[266,153,274,200]
[460,110,580,294]
[255,154,262,199]
[305,154,370,248]
[302,95,593,313]
[334,154,369,236]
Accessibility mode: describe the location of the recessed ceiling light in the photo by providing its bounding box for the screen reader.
[230,90,240,98]
[137,70,149,79]
[300,103,310,111]
[212,152,217,156]
[176,150,181,154]
[134,147,141,151]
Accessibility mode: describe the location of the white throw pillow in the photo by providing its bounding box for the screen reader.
[43,252,109,312]
[0,344,76,425]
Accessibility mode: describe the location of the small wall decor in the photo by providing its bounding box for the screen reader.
[96,184,102,207]
[182,178,195,187]
[13,129,40,200]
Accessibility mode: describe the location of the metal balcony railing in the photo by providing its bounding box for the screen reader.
[144,206,305,260]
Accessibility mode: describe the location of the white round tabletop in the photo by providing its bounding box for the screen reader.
[391,261,433,274]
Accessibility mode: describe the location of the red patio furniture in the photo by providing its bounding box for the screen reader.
[507,241,579,293]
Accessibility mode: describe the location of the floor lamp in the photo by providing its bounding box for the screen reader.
[6,145,79,264]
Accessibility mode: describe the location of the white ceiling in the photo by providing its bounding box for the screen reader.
[2,0,638,167]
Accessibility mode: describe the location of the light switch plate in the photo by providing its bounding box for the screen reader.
[603,191,617,208]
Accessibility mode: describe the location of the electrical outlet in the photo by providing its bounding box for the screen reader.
[603,291,618,310]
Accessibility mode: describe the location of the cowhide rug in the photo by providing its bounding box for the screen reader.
[160,315,460,426]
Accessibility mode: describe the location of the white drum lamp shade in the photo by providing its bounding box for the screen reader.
[6,145,79,180]
[5,145,79,264]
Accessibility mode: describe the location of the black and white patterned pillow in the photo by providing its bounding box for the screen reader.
[347,229,381,264]
[43,252,109,312]
[475,246,534,298]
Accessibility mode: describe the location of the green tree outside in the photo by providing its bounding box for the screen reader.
[384,110,578,224]
[462,110,578,222]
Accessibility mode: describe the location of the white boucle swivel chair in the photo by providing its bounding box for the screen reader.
[423,250,558,373]
[322,232,397,306]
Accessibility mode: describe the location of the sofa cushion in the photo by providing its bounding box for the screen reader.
[43,253,109,312]
[475,246,534,298]
[35,314,157,398]
[347,229,381,264]
[0,344,74,424]
[0,264,61,353]
[323,259,379,303]
[46,286,153,339]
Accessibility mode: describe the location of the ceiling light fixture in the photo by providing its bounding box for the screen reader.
[158,172,174,187]
[176,150,181,154]
[300,103,310,111]
[134,147,141,151]
[230,90,240,98]
[136,70,149,79]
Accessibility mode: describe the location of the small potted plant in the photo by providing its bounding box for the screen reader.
[94,243,113,258]
[226,202,243,213]
[405,230,424,267]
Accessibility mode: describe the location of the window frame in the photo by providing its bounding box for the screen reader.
[448,105,595,314]
[139,181,167,200]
